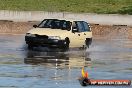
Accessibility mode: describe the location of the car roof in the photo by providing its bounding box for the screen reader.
[43,19,71,22]
[42,19,89,23]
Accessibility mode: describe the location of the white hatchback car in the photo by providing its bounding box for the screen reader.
[25,19,92,50]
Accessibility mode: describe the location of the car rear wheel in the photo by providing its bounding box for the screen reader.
[85,38,92,48]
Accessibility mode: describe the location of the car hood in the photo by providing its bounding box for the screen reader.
[27,28,69,36]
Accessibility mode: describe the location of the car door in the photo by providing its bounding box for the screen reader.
[81,21,92,39]
[68,21,85,47]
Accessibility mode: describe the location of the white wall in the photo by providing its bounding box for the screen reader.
[0,10,132,26]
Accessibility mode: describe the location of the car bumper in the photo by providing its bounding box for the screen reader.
[25,36,66,48]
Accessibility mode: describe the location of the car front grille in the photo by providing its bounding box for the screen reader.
[35,34,48,39]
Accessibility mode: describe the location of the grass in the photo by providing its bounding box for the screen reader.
[0,0,132,14]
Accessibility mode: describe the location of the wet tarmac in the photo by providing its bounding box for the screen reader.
[0,34,132,88]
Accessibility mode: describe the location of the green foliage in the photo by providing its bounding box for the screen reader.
[117,6,132,15]
[0,0,132,14]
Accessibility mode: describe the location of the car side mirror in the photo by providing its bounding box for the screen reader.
[33,25,38,28]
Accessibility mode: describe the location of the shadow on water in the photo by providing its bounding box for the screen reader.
[24,48,91,68]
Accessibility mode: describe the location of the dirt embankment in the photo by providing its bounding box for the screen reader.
[0,21,132,39]
[0,21,35,34]
[91,24,132,39]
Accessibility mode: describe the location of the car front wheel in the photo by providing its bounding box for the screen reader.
[61,38,70,51]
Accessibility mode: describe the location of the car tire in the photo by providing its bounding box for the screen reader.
[85,38,92,48]
[61,38,70,51]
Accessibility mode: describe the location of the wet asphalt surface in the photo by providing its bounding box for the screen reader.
[0,34,132,88]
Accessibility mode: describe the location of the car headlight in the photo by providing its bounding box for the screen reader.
[26,33,36,37]
[48,36,61,40]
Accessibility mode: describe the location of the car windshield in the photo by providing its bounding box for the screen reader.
[38,19,71,31]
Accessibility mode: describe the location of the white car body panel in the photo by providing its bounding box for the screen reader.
[27,28,92,47]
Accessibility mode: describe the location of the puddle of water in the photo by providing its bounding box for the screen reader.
[0,34,131,88]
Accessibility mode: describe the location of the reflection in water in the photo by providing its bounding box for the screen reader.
[24,50,91,68]
[24,50,91,85]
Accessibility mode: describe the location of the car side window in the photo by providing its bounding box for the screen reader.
[72,22,79,32]
[76,22,83,32]
[83,22,91,32]
[74,21,90,32]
